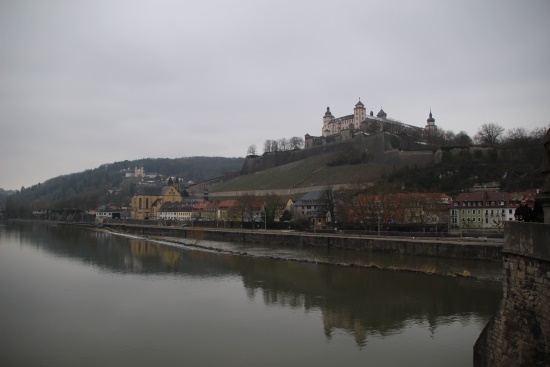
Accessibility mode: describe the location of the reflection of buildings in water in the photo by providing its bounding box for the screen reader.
[129,239,181,271]
[261,289,305,309]
[240,262,501,347]
[24,223,500,349]
[322,309,368,347]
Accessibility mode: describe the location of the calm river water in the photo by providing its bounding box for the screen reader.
[0,222,502,367]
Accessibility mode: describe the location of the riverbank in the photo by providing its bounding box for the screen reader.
[99,222,503,261]
[6,220,502,280]
[96,225,502,282]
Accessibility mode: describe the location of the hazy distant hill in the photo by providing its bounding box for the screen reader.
[4,157,244,212]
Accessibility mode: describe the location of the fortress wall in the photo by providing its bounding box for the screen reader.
[474,222,550,366]
[206,183,356,198]
[241,133,391,174]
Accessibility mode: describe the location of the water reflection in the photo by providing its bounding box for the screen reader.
[2,222,501,349]
[237,257,499,347]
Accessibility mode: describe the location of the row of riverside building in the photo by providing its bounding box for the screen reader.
[94,178,541,231]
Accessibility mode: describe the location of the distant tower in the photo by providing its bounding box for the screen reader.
[425,109,437,144]
[376,107,387,120]
[425,109,436,132]
[354,99,366,128]
[323,107,334,137]
[167,177,174,186]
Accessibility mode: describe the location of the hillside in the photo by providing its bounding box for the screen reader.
[210,152,383,193]
[205,136,544,197]
[2,133,545,217]
[3,157,244,214]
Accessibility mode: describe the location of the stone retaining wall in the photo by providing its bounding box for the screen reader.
[474,222,550,366]
[102,224,502,261]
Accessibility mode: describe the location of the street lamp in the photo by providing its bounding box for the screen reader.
[377,209,384,236]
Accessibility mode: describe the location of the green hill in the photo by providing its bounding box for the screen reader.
[210,151,383,193]
[3,157,244,215]
[207,136,544,197]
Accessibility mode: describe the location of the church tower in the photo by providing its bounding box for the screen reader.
[425,109,437,143]
[354,99,366,129]
[425,109,436,132]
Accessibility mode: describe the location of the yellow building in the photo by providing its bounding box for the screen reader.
[131,180,182,220]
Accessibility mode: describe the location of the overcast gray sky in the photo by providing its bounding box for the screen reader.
[1,0,549,190]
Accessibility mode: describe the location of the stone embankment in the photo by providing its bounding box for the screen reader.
[101,223,502,261]
[474,222,550,366]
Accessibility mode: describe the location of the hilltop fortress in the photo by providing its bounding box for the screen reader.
[237,100,440,179]
[305,100,436,148]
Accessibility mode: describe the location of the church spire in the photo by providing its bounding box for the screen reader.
[427,108,435,124]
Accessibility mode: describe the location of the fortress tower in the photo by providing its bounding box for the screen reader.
[353,99,366,128]
[323,107,334,136]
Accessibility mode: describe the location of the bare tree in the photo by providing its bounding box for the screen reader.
[278,138,289,151]
[270,140,279,152]
[321,186,336,224]
[235,194,259,225]
[247,145,257,156]
[366,121,381,134]
[289,136,304,149]
[492,218,505,232]
[262,193,280,225]
[474,123,505,145]
[264,140,273,153]
[530,126,548,141]
[453,131,473,146]
[341,191,378,230]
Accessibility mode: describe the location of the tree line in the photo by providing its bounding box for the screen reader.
[425,123,547,147]
[247,136,304,156]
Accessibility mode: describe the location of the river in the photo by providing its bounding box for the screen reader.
[0,222,501,366]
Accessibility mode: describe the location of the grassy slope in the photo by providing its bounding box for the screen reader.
[211,151,383,192]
